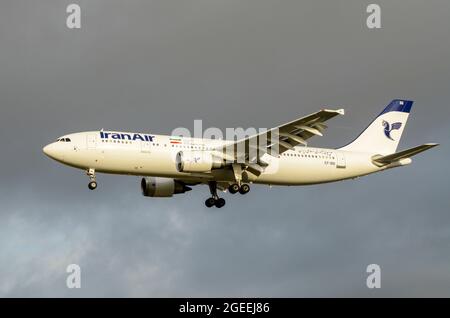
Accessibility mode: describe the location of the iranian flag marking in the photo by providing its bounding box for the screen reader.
[170,137,182,144]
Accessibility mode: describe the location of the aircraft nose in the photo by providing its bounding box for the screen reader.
[43,144,50,155]
[43,143,63,161]
[43,143,54,157]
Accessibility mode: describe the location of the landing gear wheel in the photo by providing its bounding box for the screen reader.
[88,181,97,190]
[228,183,240,194]
[239,183,250,195]
[86,168,97,190]
[205,197,215,208]
[206,181,226,208]
[215,198,226,208]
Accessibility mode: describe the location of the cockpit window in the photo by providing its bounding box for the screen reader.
[56,138,71,142]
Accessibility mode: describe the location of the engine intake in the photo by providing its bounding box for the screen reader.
[141,177,191,197]
[175,151,223,173]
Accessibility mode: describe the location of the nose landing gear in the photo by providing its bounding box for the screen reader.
[88,181,97,190]
[86,168,97,190]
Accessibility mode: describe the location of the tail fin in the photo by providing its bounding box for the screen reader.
[339,99,413,155]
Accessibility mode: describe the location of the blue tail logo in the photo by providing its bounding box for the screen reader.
[382,120,402,141]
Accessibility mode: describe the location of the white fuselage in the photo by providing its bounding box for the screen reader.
[43,131,386,186]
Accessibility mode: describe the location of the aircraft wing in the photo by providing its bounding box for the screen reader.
[217,108,345,173]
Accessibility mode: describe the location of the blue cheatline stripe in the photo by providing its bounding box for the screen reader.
[379,99,413,116]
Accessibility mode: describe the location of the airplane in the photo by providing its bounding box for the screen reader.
[43,99,438,208]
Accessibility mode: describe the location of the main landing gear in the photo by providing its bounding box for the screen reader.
[205,182,251,208]
[87,168,97,190]
[205,181,226,208]
[228,183,250,195]
[228,163,250,195]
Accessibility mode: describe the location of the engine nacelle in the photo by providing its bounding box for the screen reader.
[141,177,191,197]
[175,151,223,173]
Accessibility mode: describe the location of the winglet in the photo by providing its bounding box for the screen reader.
[323,108,345,115]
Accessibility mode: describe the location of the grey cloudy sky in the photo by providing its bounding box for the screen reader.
[0,0,449,297]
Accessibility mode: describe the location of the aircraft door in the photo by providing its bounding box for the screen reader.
[86,134,97,149]
[335,152,346,168]
[141,140,151,153]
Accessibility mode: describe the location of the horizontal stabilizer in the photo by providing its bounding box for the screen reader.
[372,143,438,166]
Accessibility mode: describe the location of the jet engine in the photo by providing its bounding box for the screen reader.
[175,151,224,173]
[141,177,191,197]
